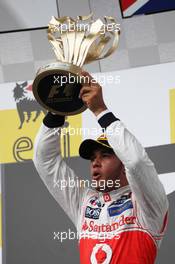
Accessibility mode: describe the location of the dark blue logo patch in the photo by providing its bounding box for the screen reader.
[108,200,133,217]
[85,206,101,219]
[109,193,131,207]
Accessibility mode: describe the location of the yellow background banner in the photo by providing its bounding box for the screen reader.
[0,110,82,163]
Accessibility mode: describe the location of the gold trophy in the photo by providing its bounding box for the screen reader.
[32,14,120,116]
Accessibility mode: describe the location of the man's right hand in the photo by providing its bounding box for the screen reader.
[79,71,107,116]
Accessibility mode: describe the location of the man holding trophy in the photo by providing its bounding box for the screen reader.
[33,14,168,264]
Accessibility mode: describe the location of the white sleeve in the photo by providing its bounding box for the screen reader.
[96,109,111,120]
[106,120,169,232]
[33,123,85,227]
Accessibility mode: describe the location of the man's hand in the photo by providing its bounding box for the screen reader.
[79,71,107,116]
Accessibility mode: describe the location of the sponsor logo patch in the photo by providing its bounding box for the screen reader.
[108,200,133,217]
[89,196,103,208]
[103,193,111,202]
[81,215,136,232]
[109,193,131,207]
[85,206,101,220]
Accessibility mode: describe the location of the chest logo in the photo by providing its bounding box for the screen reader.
[89,196,103,208]
[85,206,101,220]
[108,195,133,217]
[90,244,112,264]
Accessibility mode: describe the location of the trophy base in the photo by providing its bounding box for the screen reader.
[32,62,87,116]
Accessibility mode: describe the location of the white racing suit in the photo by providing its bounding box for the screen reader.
[33,115,168,264]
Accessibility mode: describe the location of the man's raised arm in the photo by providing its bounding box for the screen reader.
[100,113,168,232]
[80,71,169,234]
[33,113,85,226]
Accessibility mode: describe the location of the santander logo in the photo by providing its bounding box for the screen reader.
[82,215,136,233]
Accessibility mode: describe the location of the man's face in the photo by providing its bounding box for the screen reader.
[90,147,123,192]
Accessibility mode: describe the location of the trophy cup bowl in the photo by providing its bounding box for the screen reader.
[32,14,120,116]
